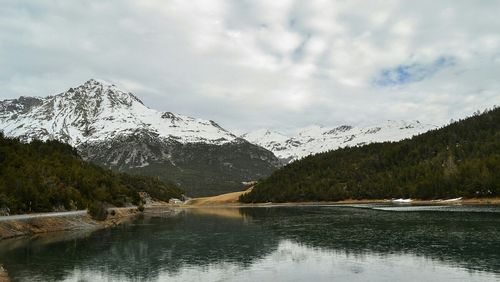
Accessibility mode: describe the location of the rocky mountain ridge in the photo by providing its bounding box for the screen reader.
[0,79,237,149]
[242,121,438,162]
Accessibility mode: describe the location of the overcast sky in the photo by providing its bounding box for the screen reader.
[1,1,499,133]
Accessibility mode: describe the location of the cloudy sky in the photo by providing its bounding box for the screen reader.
[1,1,499,133]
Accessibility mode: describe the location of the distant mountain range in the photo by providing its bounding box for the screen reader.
[242,121,437,162]
[0,79,440,196]
[241,107,500,203]
[0,79,280,196]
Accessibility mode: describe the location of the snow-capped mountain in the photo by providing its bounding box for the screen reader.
[0,79,236,146]
[0,79,280,196]
[242,121,438,162]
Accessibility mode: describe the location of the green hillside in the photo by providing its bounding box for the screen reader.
[241,107,500,203]
[0,134,183,214]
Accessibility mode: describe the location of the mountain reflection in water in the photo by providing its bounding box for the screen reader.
[0,205,499,281]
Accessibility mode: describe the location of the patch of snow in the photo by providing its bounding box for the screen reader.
[442,197,463,202]
[392,198,413,203]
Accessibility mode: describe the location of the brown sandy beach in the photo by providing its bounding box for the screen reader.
[185,187,500,207]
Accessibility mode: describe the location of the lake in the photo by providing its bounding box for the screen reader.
[1,205,499,281]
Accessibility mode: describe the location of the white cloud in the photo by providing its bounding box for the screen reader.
[0,0,499,132]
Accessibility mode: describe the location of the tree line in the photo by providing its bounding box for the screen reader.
[0,134,183,214]
[241,107,500,203]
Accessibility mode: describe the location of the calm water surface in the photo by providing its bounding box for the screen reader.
[1,205,500,281]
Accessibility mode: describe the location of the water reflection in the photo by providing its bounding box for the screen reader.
[0,206,499,281]
[240,206,500,274]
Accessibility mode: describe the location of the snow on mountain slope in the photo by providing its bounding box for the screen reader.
[0,79,236,146]
[243,121,438,162]
[0,79,281,197]
[240,129,290,154]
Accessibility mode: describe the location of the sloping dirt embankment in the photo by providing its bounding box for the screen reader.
[185,187,252,206]
[0,207,140,241]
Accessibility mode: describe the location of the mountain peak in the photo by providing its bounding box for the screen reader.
[84,78,115,87]
[0,80,237,147]
[61,79,145,107]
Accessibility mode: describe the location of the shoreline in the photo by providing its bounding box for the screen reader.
[184,186,500,207]
[0,207,142,241]
[1,196,498,240]
[185,193,500,208]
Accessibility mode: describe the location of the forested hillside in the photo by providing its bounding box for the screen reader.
[0,134,183,214]
[241,107,500,203]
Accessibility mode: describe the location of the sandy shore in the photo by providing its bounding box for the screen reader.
[185,188,252,206]
[185,188,500,207]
